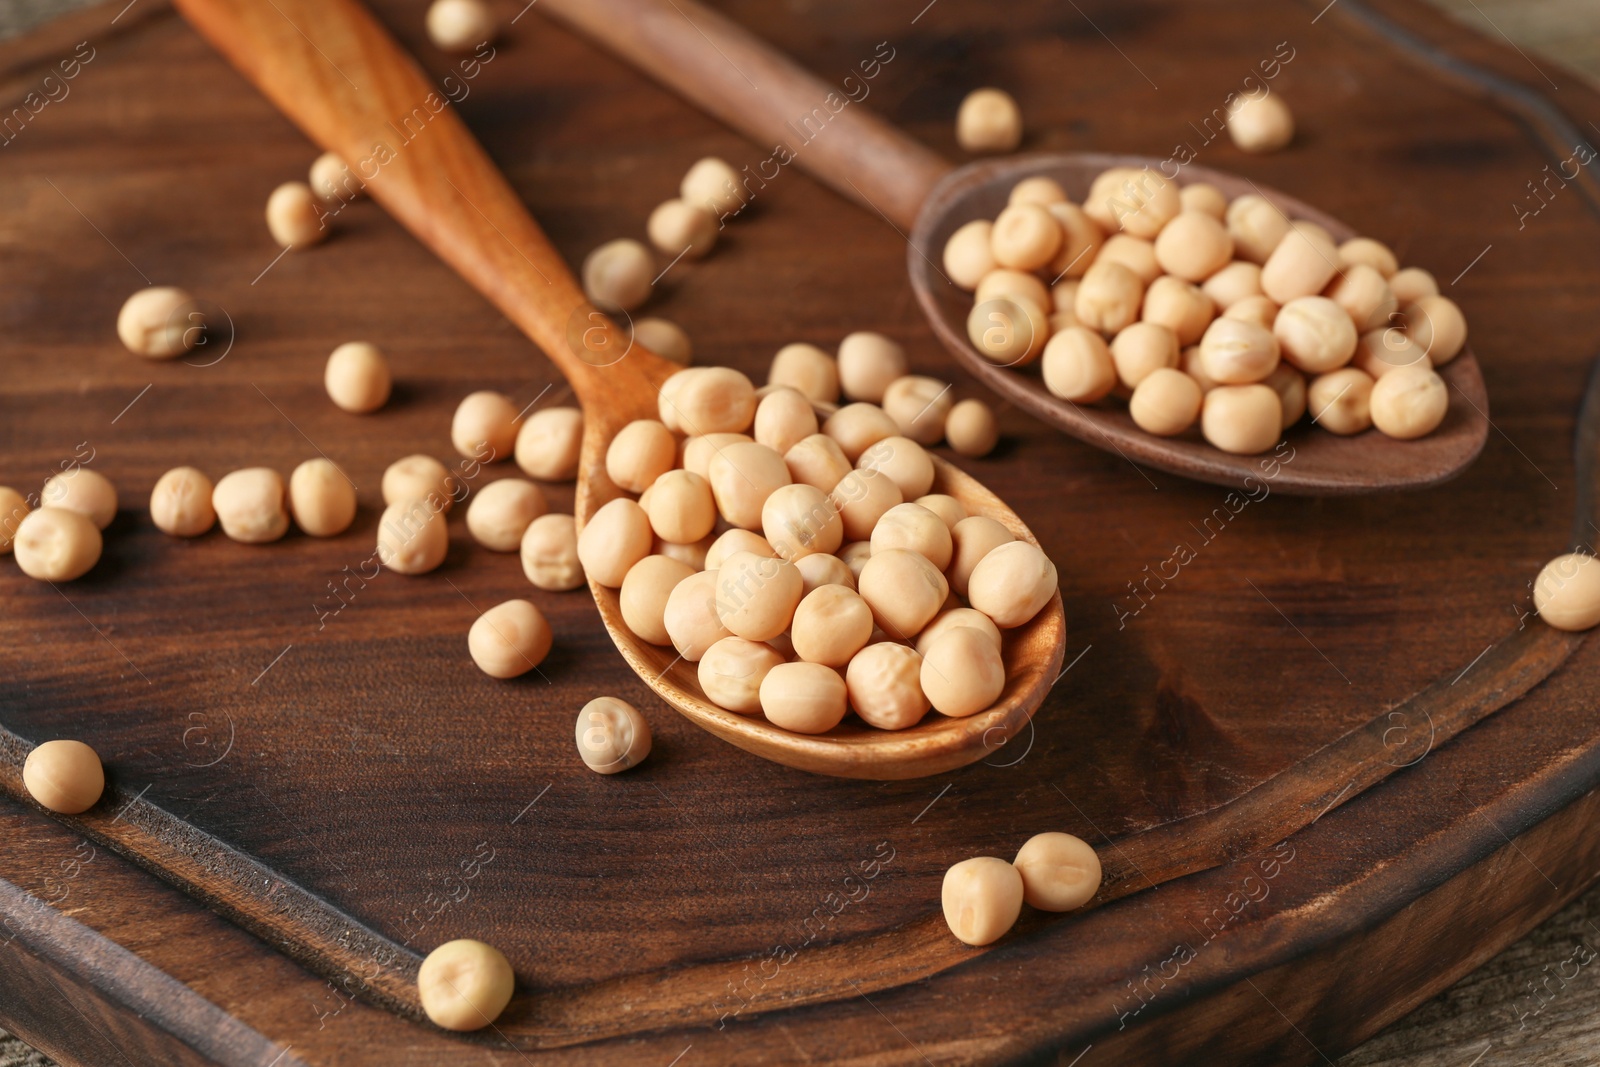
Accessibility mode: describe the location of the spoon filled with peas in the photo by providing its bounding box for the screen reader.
[175,0,1065,779]
[537,0,1491,495]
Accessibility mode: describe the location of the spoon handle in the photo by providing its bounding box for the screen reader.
[172,0,656,410]
[539,0,951,231]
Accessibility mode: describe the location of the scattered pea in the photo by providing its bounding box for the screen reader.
[882,375,953,446]
[521,513,584,591]
[583,238,653,312]
[680,157,744,218]
[383,454,455,512]
[467,477,547,552]
[117,286,201,359]
[0,486,30,552]
[1534,553,1600,632]
[576,696,652,773]
[1013,832,1102,911]
[837,332,909,404]
[1227,93,1294,153]
[288,458,357,537]
[425,0,497,53]
[942,856,1023,946]
[42,468,116,530]
[647,198,717,259]
[468,599,553,678]
[309,151,361,203]
[22,739,104,814]
[376,498,449,574]
[955,88,1022,153]
[325,342,391,413]
[213,468,289,543]
[265,181,327,249]
[13,508,101,580]
[417,939,513,1032]
[515,407,584,482]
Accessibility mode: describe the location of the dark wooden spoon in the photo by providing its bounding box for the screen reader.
[539,0,1491,495]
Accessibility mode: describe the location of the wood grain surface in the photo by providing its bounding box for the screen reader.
[0,0,1596,1064]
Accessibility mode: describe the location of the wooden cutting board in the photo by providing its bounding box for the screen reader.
[0,0,1596,1063]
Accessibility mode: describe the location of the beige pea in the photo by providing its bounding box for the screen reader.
[646,198,717,259]
[655,532,713,570]
[376,498,448,574]
[1324,264,1397,333]
[943,220,998,291]
[1353,327,1427,380]
[1110,322,1180,389]
[1051,279,1081,315]
[949,515,1015,598]
[1389,267,1439,306]
[621,555,696,646]
[466,477,547,551]
[1264,363,1308,429]
[829,468,903,542]
[582,238,653,312]
[759,662,848,734]
[468,599,553,678]
[1370,365,1448,439]
[708,441,790,530]
[1200,384,1282,454]
[1306,368,1375,435]
[0,486,32,551]
[634,317,692,365]
[681,433,753,479]
[882,376,953,446]
[1274,295,1357,374]
[1014,832,1102,911]
[1180,344,1220,394]
[1142,276,1215,347]
[945,399,999,458]
[1129,368,1202,436]
[22,738,104,814]
[576,696,652,773]
[975,269,1050,313]
[942,856,1023,947]
[1074,260,1144,335]
[858,548,948,638]
[604,419,675,494]
[699,636,785,713]
[1154,211,1234,282]
[715,550,803,641]
[1094,233,1161,285]
[990,203,1061,272]
[1339,237,1398,277]
[916,607,1002,656]
[915,494,966,531]
[576,498,652,587]
[1199,317,1279,384]
[1403,295,1468,366]
[956,88,1022,153]
[791,585,874,667]
[213,468,289,543]
[1046,202,1104,278]
[1534,553,1600,632]
[921,626,1005,717]
[705,528,776,570]
[1227,92,1294,152]
[795,552,855,594]
[425,0,497,51]
[785,433,853,492]
[967,295,1049,367]
[521,513,584,591]
[1202,261,1264,309]
[417,938,513,1032]
[324,342,391,413]
[858,436,935,500]
[1008,176,1067,206]
[754,387,819,457]
[288,458,357,537]
[644,469,715,545]
[309,151,361,203]
[839,540,873,581]
[762,482,843,561]
[659,367,756,434]
[1223,294,1280,331]
[515,407,583,482]
[1225,195,1291,264]
[664,569,732,661]
[452,391,520,462]
[13,508,101,581]
[967,540,1056,628]
[383,454,455,512]
[266,181,327,248]
[769,342,839,403]
[1262,222,1340,304]
[837,332,909,403]
[681,156,744,217]
[845,642,929,730]
[1084,167,1180,239]
[822,403,899,462]
[871,503,953,570]
[117,286,201,359]
[42,468,116,530]
[1180,182,1228,219]
[1041,327,1117,403]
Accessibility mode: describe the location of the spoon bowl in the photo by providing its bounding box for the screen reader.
[910,153,1491,494]
[178,0,1066,780]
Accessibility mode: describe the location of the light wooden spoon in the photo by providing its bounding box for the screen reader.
[538,0,1491,495]
[174,0,1065,780]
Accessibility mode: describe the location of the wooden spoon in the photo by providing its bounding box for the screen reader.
[173,0,1065,780]
[538,0,1491,495]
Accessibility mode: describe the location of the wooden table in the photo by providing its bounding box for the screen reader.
[0,0,1597,1064]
